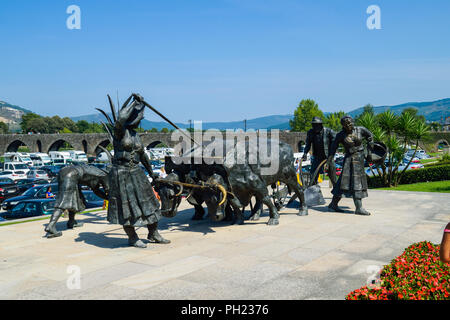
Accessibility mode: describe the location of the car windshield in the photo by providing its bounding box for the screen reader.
[22,186,42,196]
[0,178,12,183]
[14,164,28,169]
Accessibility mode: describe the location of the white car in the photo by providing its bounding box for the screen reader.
[0,170,27,181]
[27,169,50,180]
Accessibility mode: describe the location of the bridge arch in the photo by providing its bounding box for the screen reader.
[297,140,306,153]
[147,141,169,149]
[94,139,112,155]
[436,139,449,151]
[36,140,42,153]
[48,139,74,152]
[6,140,29,153]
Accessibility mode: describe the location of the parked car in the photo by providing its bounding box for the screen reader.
[1,162,31,175]
[15,178,49,193]
[2,183,58,211]
[82,190,105,209]
[40,165,64,179]
[0,170,28,181]
[27,169,50,180]
[1,199,56,220]
[0,178,21,203]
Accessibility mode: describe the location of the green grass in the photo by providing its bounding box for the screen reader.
[376,180,450,193]
[419,158,438,164]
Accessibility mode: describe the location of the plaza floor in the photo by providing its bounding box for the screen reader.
[0,182,448,300]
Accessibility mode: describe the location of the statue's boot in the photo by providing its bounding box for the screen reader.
[354,198,371,216]
[147,223,171,244]
[328,196,344,213]
[45,208,64,238]
[123,226,147,248]
[67,212,84,229]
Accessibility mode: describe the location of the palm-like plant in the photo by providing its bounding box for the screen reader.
[394,120,430,185]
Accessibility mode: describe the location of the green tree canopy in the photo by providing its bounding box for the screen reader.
[0,121,9,134]
[289,99,324,132]
[324,111,346,132]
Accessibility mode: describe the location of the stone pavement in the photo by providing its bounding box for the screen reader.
[0,182,449,300]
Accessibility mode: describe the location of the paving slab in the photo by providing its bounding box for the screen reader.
[0,182,449,300]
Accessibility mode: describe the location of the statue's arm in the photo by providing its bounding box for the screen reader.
[140,150,158,180]
[328,133,341,161]
[302,131,312,159]
[92,185,108,200]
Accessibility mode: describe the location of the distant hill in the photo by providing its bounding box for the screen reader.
[71,113,293,131]
[0,101,33,132]
[266,98,450,130]
[347,98,450,121]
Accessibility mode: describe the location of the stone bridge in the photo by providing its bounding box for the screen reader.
[0,131,448,156]
[0,131,309,156]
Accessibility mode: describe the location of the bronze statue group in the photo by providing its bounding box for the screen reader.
[44,94,382,248]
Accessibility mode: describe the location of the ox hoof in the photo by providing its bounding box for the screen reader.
[249,214,260,221]
[267,218,279,226]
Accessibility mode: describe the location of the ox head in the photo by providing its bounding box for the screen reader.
[153,172,183,218]
[203,174,229,222]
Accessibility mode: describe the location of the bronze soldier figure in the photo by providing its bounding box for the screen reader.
[302,117,337,185]
[45,164,109,238]
[101,93,170,248]
[327,115,373,215]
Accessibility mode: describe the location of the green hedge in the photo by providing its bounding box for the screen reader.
[368,164,450,188]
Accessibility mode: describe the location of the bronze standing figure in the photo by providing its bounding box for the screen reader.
[100,93,170,248]
[45,164,109,238]
[327,115,373,215]
[302,117,337,185]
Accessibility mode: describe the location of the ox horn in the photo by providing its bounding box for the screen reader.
[214,184,228,207]
[175,184,183,197]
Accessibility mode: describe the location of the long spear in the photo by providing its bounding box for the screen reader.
[139,98,201,148]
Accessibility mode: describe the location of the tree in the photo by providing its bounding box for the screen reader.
[360,110,430,187]
[76,120,90,133]
[28,118,49,133]
[21,112,42,133]
[289,99,324,132]
[161,127,169,133]
[354,104,375,124]
[0,122,9,134]
[150,128,158,133]
[324,111,346,132]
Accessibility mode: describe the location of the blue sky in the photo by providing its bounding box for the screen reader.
[1,0,449,123]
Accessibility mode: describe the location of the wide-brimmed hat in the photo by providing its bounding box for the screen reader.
[311,117,323,124]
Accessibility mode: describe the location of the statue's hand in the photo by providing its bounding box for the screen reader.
[132,93,144,103]
[301,154,308,161]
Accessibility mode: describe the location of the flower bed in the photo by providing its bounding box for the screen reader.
[346,241,450,300]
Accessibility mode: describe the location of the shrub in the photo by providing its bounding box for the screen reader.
[346,241,450,300]
[368,164,450,188]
